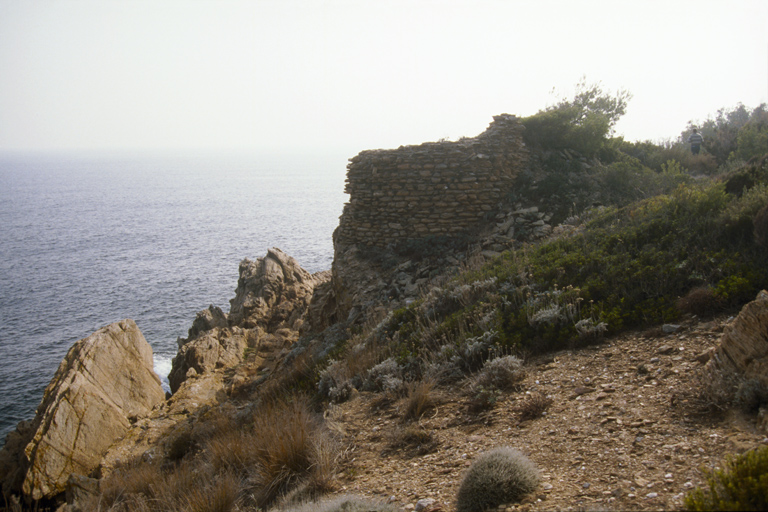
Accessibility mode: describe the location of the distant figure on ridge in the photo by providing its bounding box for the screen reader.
[687,128,703,155]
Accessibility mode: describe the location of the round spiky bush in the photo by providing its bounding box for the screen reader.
[456,447,541,512]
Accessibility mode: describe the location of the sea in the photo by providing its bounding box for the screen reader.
[0,150,349,444]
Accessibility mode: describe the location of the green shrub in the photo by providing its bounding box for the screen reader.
[455,447,540,512]
[466,385,502,414]
[521,80,630,158]
[684,446,768,511]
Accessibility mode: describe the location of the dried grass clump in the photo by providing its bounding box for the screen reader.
[89,461,224,512]
[455,447,540,512]
[246,397,340,508]
[516,392,553,421]
[402,379,436,421]
[184,471,242,512]
[96,461,165,508]
[676,286,724,318]
[388,425,440,457]
[474,355,526,390]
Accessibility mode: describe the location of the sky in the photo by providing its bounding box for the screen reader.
[0,0,767,155]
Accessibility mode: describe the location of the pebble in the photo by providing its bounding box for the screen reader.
[415,498,436,511]
[646,492,659,499]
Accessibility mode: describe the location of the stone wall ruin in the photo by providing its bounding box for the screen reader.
[334,114,529,248]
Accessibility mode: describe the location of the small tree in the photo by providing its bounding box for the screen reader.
[521,79,632,158]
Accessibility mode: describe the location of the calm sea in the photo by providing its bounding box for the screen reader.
[0,150,348,443]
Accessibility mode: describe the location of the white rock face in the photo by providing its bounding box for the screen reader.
[7,320,164,500]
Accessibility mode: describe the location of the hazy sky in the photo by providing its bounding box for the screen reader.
[1,0,766,154]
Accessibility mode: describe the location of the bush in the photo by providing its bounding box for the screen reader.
[684,446,768,511]
[521,80,630,158]
[466,385,502,414]
[455,447,541,512]
[318,359,354,403]
[735,378,768,414]
[676,286,724,318]
[364,357,404,393]
[474,355,526,390]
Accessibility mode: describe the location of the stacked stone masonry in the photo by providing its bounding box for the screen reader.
[336,114,529,248]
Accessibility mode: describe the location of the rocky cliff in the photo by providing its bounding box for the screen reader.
[168,248,332,394]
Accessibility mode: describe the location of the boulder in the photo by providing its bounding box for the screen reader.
[707,290,768,388]
[0,320,164,501]
[184,305,228,342]
[168,328,247,393]
[228,248,322,331]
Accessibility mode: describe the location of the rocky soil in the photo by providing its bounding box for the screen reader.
[320,315,768,512]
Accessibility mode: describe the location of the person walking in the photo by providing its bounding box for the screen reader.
[687,128,703,155]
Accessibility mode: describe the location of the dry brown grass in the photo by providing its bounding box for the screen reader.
[86,395,340,511]
[245,396,340,508]
[402,379,436,421]
[387,425,440,457]
[516,392,553,421]
[183,471,242,512]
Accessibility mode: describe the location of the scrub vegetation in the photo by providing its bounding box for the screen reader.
[82,86,768,511]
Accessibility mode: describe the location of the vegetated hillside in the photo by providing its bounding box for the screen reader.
[83,89,768,512]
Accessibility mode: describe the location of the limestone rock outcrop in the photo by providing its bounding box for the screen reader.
[0,320,164,501]
[228,247,329,331]
[167,248,333,393]
[186,305,228,341]
[168,327,248,394]
[707,289,768,388]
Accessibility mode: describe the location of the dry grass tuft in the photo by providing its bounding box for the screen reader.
[402,379,436,421]
[245,396,340,508]
[516,392,553,421]
[388,425,440,457]
[184,471,242,512]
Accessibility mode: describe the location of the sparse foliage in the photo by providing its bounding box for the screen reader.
[684,446,768,511]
